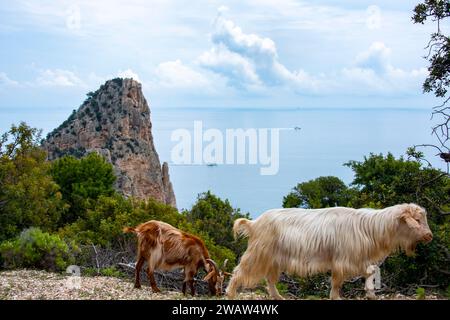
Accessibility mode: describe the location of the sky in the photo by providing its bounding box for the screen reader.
[0,0,447,114]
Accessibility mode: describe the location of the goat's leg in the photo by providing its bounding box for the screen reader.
[183,268,196,296]
[266,268,283,300]
[189,279,196,296]
[330,272,344,300]
[364,265,377,300]
[134,256,144,289]
[146,267,161,293]
[226,251,260,299]
[226,271,241,299]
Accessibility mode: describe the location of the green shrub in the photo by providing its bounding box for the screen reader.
[275,282,289,295]
[0,228,77,271]
[0,123,65,241]
[416,287,426,300]
[83,266,124,277]
[58,194,238,269]
[50,152,116,226]
[99,266,124,277]
[295,274,330,298]
[183,191,250,260]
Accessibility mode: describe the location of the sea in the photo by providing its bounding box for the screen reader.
[0,107,444,217]
[152,107,443,216]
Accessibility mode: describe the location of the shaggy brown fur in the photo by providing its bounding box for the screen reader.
[124,220,221,296]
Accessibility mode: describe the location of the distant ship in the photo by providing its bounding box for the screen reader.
[294,126,301,130]
[206,163,218,167]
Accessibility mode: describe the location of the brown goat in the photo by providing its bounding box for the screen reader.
[123,220,224,296]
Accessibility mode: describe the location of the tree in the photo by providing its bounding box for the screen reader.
[283,176,351,209]
[0,123,64,241]
[50,152,116,225]
[183,191,250,258]
[345,153,449,218]
[412,0,450,168]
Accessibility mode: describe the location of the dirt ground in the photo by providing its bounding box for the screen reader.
[0,269,444,300]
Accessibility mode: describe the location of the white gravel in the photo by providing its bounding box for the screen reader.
[0,270,443,300]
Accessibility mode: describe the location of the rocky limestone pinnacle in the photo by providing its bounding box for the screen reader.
[43,78,177,208]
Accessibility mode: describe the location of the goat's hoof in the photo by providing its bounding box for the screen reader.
[152,288,161,293]
[365,292,377,300]
[134,284,141,289]
[226,293,236,300]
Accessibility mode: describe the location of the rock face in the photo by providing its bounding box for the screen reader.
[43,78,176,207]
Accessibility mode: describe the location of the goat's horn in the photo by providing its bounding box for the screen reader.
[206,259,219,273]
[222,259,228,269]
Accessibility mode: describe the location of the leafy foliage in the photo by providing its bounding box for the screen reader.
[183,191,250,259]
[0,123,64,241]
[283,176,352,209]
[57,192,237,268]
[50,152,116,226]
[345,153,449,218]
[412,0,450,159]
[0,227,77,271]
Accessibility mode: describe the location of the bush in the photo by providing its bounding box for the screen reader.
[0,123,65,241]
[58,194,237,269]
[416,287,426,300]
[50,152,116,226]
[0,228,77,271]
[83,266,125,278]
[183,191,250,260]
[283,176,352,209]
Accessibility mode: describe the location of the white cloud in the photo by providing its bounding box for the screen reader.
[1,2,432,102]
[211,13,277,61]
[195,10,427,96]
[154,59,211,89]
[0,72,19,86]
[198,46,261,88]
[340,42,427,94]
[198,10,317,92]
[117,69,141,82]
[33,68,85,87]
[355,42,391,74]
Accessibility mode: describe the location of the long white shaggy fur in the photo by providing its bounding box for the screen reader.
[227,204,432,300]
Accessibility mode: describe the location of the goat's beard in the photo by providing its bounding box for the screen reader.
[403,241,417,257]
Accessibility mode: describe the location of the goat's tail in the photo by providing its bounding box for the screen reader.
[233,218,253,239]
[123,226,137,234]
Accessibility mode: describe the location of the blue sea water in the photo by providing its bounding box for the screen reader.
[0,107,443,217]
[150,108,442,216]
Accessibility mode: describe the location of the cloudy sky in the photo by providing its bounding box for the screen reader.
[0,0,445,111]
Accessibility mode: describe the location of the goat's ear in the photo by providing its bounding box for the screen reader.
[402,215,420,229]
[400,206,420,229]
[203,271,215,281]
[223,271,232,277]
